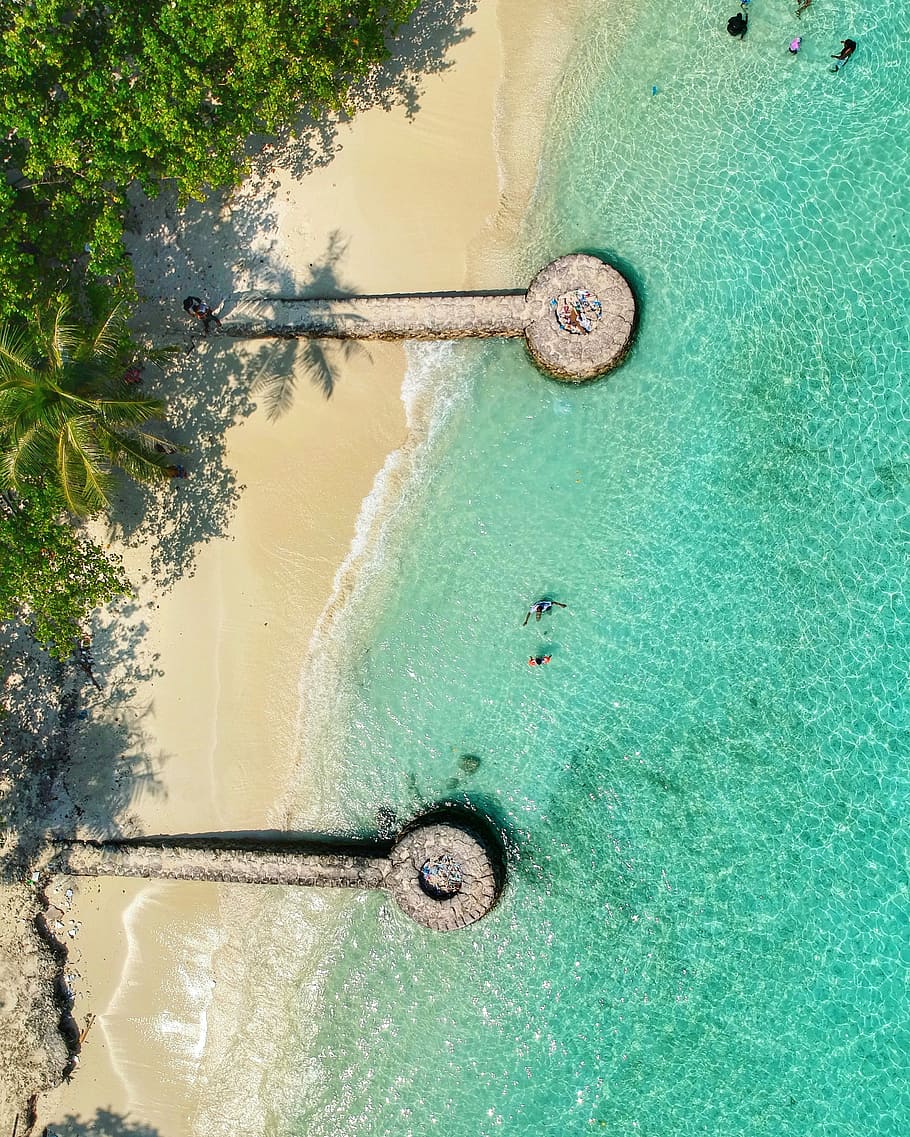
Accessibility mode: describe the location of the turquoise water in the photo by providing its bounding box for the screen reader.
[288,5,909,1135]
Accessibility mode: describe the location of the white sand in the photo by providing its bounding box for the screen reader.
[41,2,584,1132]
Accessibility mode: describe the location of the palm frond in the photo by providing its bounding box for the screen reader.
[0,385,49,442]
[63,415,109,469]
[58,422,112,516]
[44,298,81,370]
[90,394,166,427]
[80,301,127,362]
[142,343,181,368]
[4,423,57,488]
[0,325,36,380]
[0,298,178,512]
[92,420,173,476]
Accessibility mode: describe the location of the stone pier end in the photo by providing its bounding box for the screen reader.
[219,254,636,382]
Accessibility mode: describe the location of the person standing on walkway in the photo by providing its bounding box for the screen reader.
[183,296,222,335]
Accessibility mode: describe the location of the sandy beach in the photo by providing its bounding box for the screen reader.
[33,2,584,1133]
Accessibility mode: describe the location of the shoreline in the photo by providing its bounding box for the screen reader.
[34,2,585,1133]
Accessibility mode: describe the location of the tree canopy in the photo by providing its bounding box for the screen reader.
[0,0,420,659]
[0,298,175,515]
[0,482,129,659]
[0,0,419,319]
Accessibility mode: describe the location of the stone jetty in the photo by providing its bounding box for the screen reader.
[220,253,636,382]
[46,811,505,933]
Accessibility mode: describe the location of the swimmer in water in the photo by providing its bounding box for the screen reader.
[528,655,552,667]
[523,599,567,626]
[727,11,748,37]
[831,38,857,69]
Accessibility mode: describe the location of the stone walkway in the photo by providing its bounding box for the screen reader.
[221,253,636,382]
[45,813,505,932]
[50,840,388,889]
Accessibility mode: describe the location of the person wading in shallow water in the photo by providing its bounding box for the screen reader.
[831,39,857,70]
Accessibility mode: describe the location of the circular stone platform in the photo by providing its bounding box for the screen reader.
[386,815,504,931]
[523,253,636,382]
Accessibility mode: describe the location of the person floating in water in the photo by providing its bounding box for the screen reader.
[727,11,748,37]
[789,36,802,54]
[795,0,811,17]
[183,296,222,335]
[831,39,857,69]
[523,599,567,626]
[528,655,552,667]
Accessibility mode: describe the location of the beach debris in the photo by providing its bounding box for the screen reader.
[551,289,602,335]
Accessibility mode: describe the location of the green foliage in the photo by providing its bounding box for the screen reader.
[0,0,420,320]
[0,482,130,660]
[0,298,176,515]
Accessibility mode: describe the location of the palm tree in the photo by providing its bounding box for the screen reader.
[0,298,176,515]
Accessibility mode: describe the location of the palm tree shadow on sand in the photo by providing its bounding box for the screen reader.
[113,237,371,591]
[114,0,484,584]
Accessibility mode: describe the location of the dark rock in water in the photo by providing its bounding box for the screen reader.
[458,754,482,775]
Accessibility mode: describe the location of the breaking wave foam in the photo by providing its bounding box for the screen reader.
[283,341,478,826]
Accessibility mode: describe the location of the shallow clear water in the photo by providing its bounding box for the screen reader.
[276,5,909,1135]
